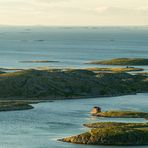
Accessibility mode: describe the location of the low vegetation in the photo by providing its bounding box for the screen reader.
[88,58,148,65]
[0,101,33,111]
[84,122,148,128]
[0,69,148,99]
[93,110,148,118]
[60,122,148,145]
[85,67,144,72]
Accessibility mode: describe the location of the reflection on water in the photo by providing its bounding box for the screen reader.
[0,93,147,148]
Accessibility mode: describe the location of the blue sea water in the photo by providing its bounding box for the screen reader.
[0,26,148,69]
[0,93,148,148]
[0,27,148,148]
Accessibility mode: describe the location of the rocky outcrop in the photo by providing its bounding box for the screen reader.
[60,127,148,145]
[60,122,148,145]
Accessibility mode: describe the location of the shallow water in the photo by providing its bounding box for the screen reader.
[0,93,147,148]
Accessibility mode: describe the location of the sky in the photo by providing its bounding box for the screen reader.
[0,0,148,26]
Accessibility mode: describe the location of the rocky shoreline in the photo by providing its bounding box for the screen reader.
[0,67,148,111]
[60,107,148,146]
[60,122,148,145]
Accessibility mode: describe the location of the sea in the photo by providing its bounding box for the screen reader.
[0,26,148,148]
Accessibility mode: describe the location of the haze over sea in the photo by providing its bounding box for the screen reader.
[0,26,148,69]
[0,26,148,148]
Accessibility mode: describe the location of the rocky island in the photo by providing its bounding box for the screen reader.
[0,67,148,111]
[60,122,148,145]
[19,60,60,63]
[87,58,148,65]
[60,107,148,146]
[0,68,148,100]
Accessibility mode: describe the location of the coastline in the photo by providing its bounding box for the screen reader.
[0,65,147,111]
[0,92,147,112]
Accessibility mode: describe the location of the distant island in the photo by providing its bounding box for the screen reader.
[87,58,148,65]
[19,60,60,63]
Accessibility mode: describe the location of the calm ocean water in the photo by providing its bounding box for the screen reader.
[0,26,148,69]
[0,93,148,148]
[0,27,148,148]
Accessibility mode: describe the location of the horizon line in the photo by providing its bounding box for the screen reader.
[0,24,148,27]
